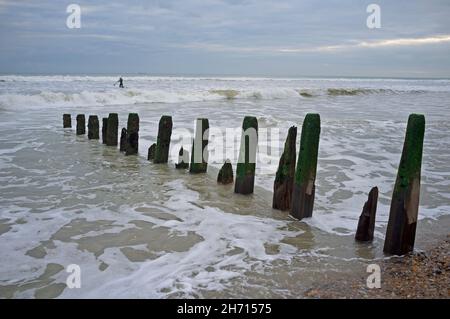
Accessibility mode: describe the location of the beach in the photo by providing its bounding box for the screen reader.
[0,75,449,298]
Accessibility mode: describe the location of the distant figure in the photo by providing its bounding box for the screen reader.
[115,77,124,88]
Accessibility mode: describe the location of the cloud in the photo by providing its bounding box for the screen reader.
[175,35,450,54]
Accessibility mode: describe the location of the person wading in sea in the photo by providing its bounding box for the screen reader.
[115,77,124,88]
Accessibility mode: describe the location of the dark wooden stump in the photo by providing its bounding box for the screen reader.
[63,114,71,128]
[189,118,209,173]
[384,114,425,255]
[147,143,156,161]
[106,113,118,146]
[76,114,85,135]
[119,128,127,152]
[102,118,108,144]
[125,113,139,155]
[175,147,189,169]
[290,114,320,220]
[87,115,99,140]
[218,160,233,184]
[234,116,258,194]
[154,115,173,163]
[273,126,297,210]
[355,187,379,242]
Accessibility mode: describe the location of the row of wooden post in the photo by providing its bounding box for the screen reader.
[63,112,425,256]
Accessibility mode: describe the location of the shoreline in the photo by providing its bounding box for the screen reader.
[304,231,450,299]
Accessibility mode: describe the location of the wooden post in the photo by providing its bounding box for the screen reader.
[88,115,99,140]
[102,118,108,144]
[218,160,233,184]
[290,113,320,220]
[355,187,378,242]
[154,115,173,163]
[125,113,139,155]
[76,114,85,135]
[175,147,189,169]
[273,126,297,210]
[384,114,425,255]
[63,114,71,128]
[234,116,258,194]
[106,113,118,146]
[189,118,209,173]
[120,128,127,152]
[147,143,156,161]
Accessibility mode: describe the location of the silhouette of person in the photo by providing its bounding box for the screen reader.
[115,77,124,88]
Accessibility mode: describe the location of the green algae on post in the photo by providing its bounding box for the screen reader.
[355,186,378,242]
[102,118,108,144]
[189,118,209,173]
[63,114,71,128]
[234,116,258,194]
[76,114,85,135]
[217,159,233,184]
[175,147,189,169]
[290,113,320,220]
[106,113,118,146]
[87,115,99,140]
[154,115,173,163]
[384,114,425,255]
[273,126,297,210]
[125,113,139,155]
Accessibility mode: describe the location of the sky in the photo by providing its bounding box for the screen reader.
[0,0,450,77]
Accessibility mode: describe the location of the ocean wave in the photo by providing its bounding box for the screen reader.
[0,86,442,109]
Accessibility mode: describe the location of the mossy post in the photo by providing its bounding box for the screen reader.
[290,114,320,220]
[76,114,85,135]
[273,126,297,210]
[106,113,118,146]
[175,147,189,169]
[147,143,156,161]
[355,187,378,242]
[125,113,139,155]
[102,118,108,144]
[63,114,71,128]
[234,116,258,194]
[87,115,99,140]
[218,160,233,184]
[154,115,173,163]
[384,114,425,255]
[189,118,209,173]
[119,128,127,152]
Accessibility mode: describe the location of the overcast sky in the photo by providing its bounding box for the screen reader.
[1,0,450,77]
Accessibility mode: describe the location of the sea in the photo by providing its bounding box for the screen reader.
[0,75,449,298]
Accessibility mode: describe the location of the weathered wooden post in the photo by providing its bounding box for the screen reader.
[234,116,258,194]
[189,118,209,173]
[218,160,233,184]
[106,113,118,146]
[76,114,85,135]
[147,143,156,161]
[175,147,189,169]
[273,126,297,210]
[154,115,173,163]
[88,115,99,140]
[290,114,320,220]
[102,118,108,144]
[63,114,71,128]
[384,114,425,255]
[125,113,139,155]
[120,128,127,152]
[355,187,378,242]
